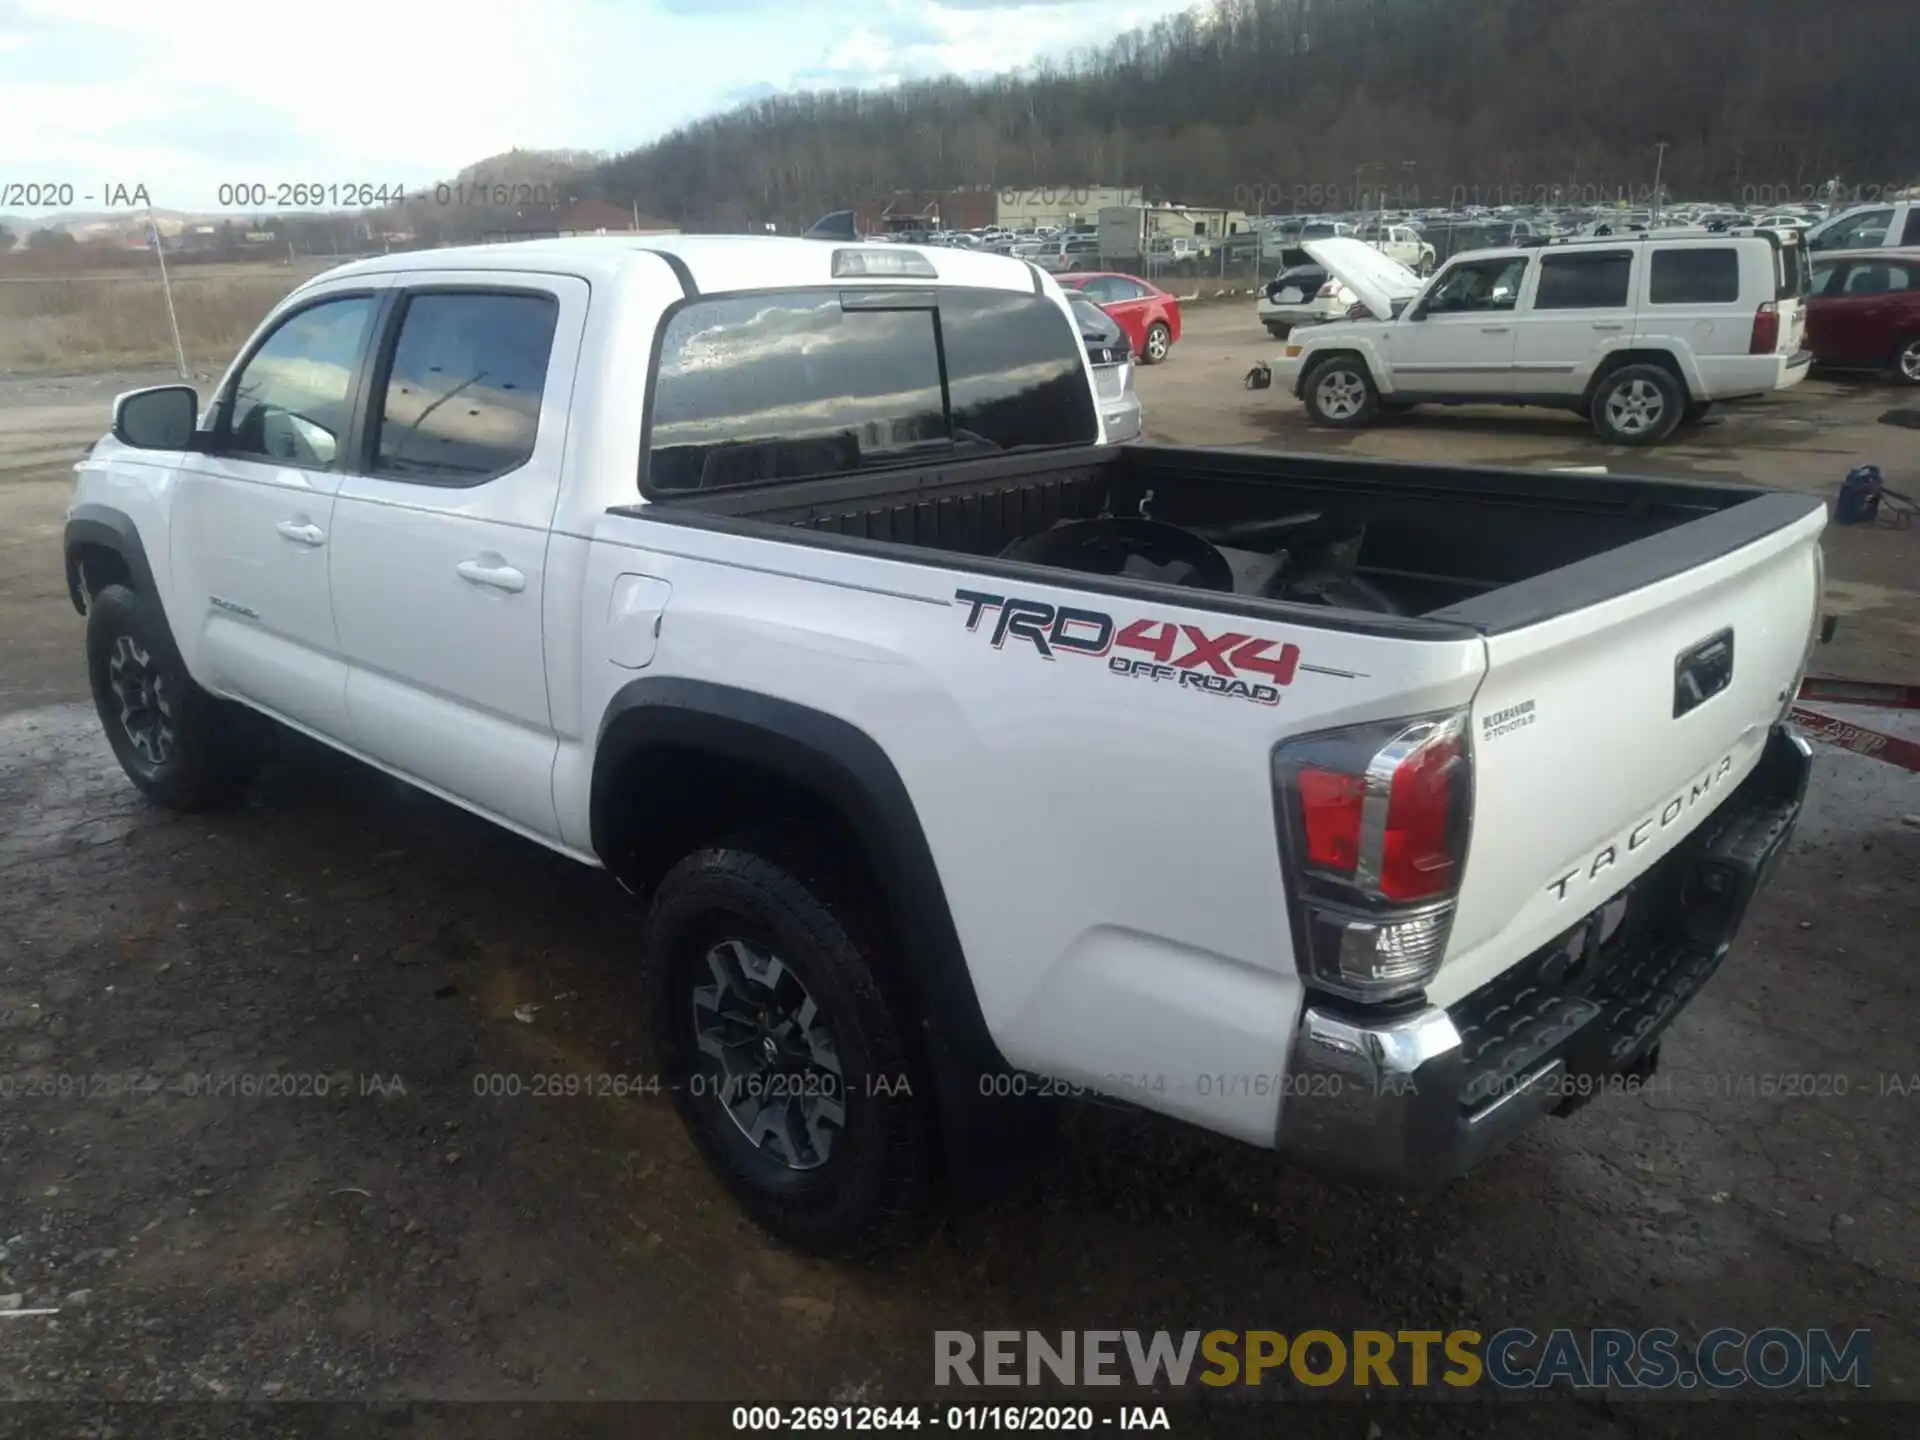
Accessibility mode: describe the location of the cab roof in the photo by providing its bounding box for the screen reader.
[298,234,1047,298]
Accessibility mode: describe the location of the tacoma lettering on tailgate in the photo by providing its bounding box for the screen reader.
[954,588,1301,707]
[1547,753,1737,901]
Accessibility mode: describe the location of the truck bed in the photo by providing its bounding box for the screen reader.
[628,443,1824,637]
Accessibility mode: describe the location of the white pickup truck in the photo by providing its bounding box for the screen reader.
[66,235,1823,1254]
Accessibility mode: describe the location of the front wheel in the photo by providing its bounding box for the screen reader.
[1894,335,1920,386]
[1591,363,1684,446]
[85,584,261,810]
[1301,356,1380,428]
[640,833,937,1256]
[1141,322,1173,364]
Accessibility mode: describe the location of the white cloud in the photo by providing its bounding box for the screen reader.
[0,0,1201,213]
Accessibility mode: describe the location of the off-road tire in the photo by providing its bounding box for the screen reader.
[1591,363,1685,446]
[1301,355,1381,428]
[85,583,261,810]
[639,829,937,1257]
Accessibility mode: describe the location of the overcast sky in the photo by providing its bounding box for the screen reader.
[0,0,1200,216]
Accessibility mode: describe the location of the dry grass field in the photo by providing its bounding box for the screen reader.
[0,253,1275,378]
[0,262,332,375]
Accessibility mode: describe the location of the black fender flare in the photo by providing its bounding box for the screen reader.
[63,504,158,616]
[591,677,1010,1087]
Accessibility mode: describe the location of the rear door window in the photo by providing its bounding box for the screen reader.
[1841,262,1915,294]
[1533,250,1633,309]
[372,291,559,483]
[1648,248,1741,304]
[1904,210,1920,247]
[645,288,1097,493]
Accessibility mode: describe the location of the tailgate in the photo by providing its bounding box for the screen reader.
[1430,494,1826,1005]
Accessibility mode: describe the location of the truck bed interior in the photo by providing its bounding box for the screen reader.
[628,444,1820,636]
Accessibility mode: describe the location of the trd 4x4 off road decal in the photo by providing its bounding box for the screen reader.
[954,589,1300,707]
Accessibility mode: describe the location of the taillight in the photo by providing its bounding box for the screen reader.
[1750,301,1780,354]
[1782,542,1827,723]
[1273,710,1473,1003]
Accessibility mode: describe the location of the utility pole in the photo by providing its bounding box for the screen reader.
[1652,141,1669,225]
[146,204,188,380]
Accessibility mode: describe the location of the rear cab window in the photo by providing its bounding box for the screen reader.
[644,287,1098,493]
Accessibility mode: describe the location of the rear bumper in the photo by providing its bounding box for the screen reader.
[1100,397,1143,443]
[1258,300,1337,325]
[1780,349,1813,387]
[1277,724,1813,1183]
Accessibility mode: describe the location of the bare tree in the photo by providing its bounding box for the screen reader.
[575,0,1915,230]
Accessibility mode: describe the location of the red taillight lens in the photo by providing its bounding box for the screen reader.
[1380,732,1462,901]
[1750,302,1779,354]
[1298,767,1364,872]
[1272,710,1473,1003]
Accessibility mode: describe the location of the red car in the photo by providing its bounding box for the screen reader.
[1805,249,1920,385]
[1056,272,1182,364]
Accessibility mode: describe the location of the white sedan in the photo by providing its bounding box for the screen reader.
[1257,262,1356,339]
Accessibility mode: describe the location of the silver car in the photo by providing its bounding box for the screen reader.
[1068,291,1141,442]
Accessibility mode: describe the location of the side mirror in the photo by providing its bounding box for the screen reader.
[112,385,201,451]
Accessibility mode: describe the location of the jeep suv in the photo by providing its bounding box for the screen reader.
[1257,228,1814,445]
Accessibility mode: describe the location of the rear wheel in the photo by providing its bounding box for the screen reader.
[1301,356,1380,428]
[1142,322,1173,364]
[1591,363,1684,446]
[1264,322,1292,341]
[85,584,262,810]
[640,831,937,1256]
[1895,335,1920,386]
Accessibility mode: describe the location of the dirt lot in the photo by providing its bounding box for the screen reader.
[2,304,1918,1435]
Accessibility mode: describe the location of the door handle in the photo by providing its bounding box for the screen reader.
[1481,325,1510,333]
[275,520,325,546]
[1592,322,1626,331]
[456,559,527,593]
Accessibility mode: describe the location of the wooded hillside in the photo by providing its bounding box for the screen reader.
[584,0,1915,228]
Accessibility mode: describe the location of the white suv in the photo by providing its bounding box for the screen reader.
[1257,229,1814,445]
